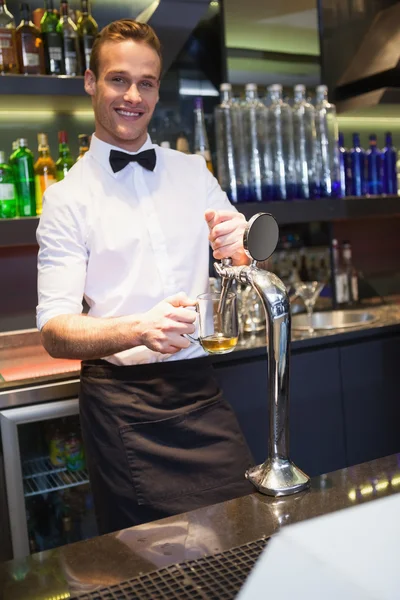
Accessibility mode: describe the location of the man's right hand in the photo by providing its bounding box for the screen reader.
[138,292,197,354]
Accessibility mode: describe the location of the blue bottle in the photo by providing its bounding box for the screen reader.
[338,132,350,197]
[366,134,383,195]
[382,132,398,195]
[349,133,365,196]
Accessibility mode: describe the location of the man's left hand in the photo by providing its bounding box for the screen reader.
[205,209,250,266]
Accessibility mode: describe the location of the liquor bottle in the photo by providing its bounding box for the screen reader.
[41,0,63,75]
[299,251,310,282]
[176,132,190,154]
[332,238,349,306]
[214,82,249,203]
[11,138,36,217]
[292,84,317,199]
[338,132,350,197]
[16,3,45,75]
[342,241,359,305]
[76,0,97,73]
[0,0,18,73]
[34,133,57,215]
[57,0,80,76]
[76,133,90,160]
[315,85,340,197]
[366,134,383,195]
[55,130,74,180]
[349,133,365,197]
[193,97,213,173]
[382,132,398,195]
[267,83,297,200]
[0,151,17,218]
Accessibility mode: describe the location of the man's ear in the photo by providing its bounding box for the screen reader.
[84,69,96,96]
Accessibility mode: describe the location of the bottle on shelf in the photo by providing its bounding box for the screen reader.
[366,134,383,195]
[55,130,74,180]
[76,133,90,160]
[0,150,17,219]
[299,251,310,282]
[193,96,214,173]
[77,0,97,73]
[292,84,317,199]
[349,133,365,197]
[16,2,45,75]
[57,0,80,76]
[214,82,249,203]
[382,132,398,195]
[338,132,350,198]
[34,132,57,215]
[267,83,297,200]
[176,131,190,154]
[314,85,340,198]
[10,138,36,216]
[332,238,349,306]
[0,0,19,73]
[41,0,63,75]
[342,241,359,305]
[241,83,271,202]
[32,7,44,29]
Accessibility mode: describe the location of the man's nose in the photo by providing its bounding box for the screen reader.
[123,84,142,104]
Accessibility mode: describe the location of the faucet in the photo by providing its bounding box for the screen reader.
[214,213,310,497]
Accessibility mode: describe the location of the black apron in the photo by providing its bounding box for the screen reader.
[79,356,254,535]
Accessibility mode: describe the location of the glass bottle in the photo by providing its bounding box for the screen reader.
[349,133,365,197]
[193,96,213,174]
[382,132,398,195]
[56,0,80,76]
[292,84,317,199]
[11,138,36,217]
[34,132,57,215]
[76,0,97,73]
[366,134,383,195]
[0,0,18,73]
[55,130,74,180]
[0,150,17,218]
[241,83,271,202]
[314,85,340,197]
[342,241,359,305]
[338,132,350,198]
[76,133,90,160]
[214,83,249,203]
[332,238,349,306]
[16,2,45,75]
[41,0,63,75]
[267,83,296,200]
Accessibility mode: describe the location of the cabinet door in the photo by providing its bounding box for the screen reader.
[340,335,400,466]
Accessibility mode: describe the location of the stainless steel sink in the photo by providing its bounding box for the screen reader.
[292,310,379,331]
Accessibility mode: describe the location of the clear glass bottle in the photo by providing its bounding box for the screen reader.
[314,85,340,197]
[0,0,18,73]
[76,133,90,160]
[366,134,383,195]
[342,241,359,305]
[338,132,350,198]
[193,96,213,174]
[55,130,74,180]
[16,2,45,74]
[332,238,349,306]
[241,83,271,202]
[11,138,36,217]
[292,84,317,199]
[214,83,249,203]
[349,132,365,197]
[56,0,80,76]
[34,132,57,215]
[0,150,17,218]
[267,83,296,200]
[41,0,63,75]
[382,132,398,196]
[77,0,97,73]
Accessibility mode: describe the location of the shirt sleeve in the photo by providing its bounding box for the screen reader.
[36,183,88,331]
[200,157,238,212]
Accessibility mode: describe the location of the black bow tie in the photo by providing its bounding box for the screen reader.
[109,148,156,173]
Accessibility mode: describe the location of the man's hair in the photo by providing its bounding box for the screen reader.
[89,19,162,79]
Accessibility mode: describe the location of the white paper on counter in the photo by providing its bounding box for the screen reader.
[238,492,400,600]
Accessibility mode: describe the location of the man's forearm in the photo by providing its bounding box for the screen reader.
[41,313,142,360]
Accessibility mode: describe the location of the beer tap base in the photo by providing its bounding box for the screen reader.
[246,457,310,497]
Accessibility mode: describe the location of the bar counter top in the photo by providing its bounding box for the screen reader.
[1,453,400,599]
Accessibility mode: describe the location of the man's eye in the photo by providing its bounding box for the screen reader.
[112,77,125,83]
[141,81,153,88]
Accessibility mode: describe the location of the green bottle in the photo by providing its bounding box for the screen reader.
[55,130,74,181]
[40,0,63,75]
[0,151,17,218]
[12,138,36,217]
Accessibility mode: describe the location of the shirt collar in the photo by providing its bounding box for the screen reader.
[89,133,155,178]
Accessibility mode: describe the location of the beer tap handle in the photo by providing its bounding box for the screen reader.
[217,258,233,315]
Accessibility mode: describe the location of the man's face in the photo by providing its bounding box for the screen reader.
[84,40,161,151]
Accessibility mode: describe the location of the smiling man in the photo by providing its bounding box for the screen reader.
[36,20,253,536]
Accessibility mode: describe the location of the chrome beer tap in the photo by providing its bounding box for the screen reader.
[215,213,310,496]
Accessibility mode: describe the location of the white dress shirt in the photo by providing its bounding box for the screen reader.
[36,134,236,365]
